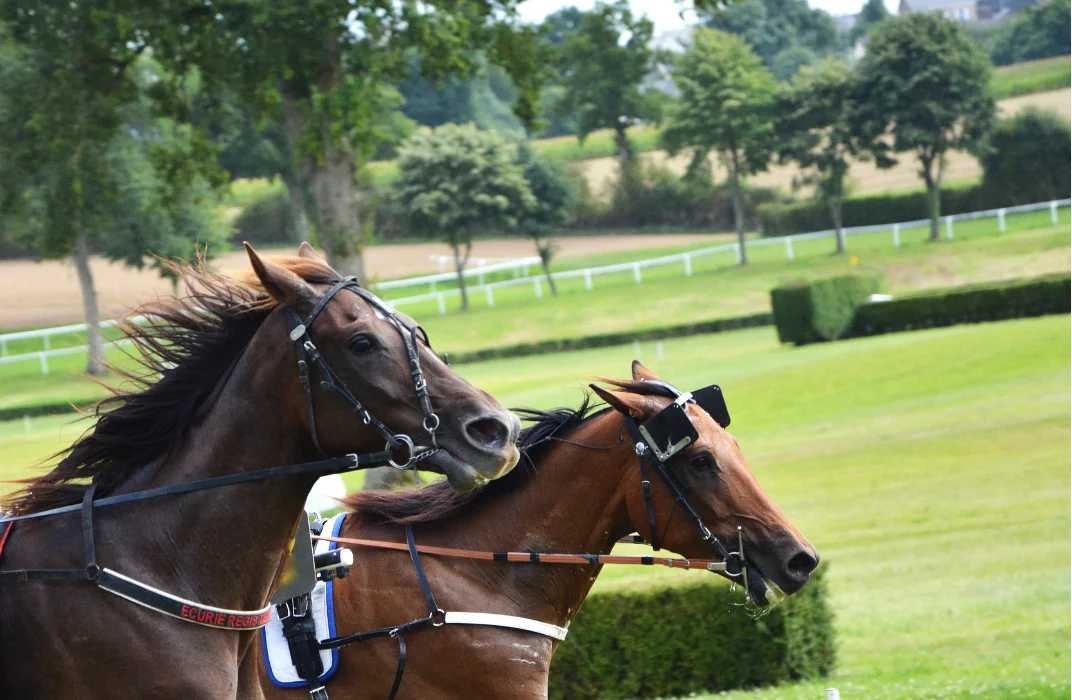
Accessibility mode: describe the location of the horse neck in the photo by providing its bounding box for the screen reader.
[414,410,637,627]
[112,312,318,610]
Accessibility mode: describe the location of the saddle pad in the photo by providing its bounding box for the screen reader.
[263,513,346,688]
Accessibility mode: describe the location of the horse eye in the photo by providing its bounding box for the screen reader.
[350,335,375,354]
[689,453,716,471]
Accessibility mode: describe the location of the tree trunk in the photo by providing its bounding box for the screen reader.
[729,157,748,266]
[614,123,632,165]
[830,197,845,254]
[922,154,944,242]
[540,255,558,296]
[282,170,311,244]
[452,237,472,311]
[73,231,106,376]
[313,136,365,282]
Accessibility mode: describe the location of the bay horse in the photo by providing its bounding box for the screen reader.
[0,243,520,699]
[240,362,818,700]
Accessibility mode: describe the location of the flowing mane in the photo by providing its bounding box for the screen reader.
[344,395,605,525]
[3,255,341,516]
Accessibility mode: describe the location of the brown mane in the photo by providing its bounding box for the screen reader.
[3,254,341,516]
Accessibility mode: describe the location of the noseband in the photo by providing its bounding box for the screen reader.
[622,381,751,597]
[283,276,440,466]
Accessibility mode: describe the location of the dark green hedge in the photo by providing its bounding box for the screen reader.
[0,400,95,423]
[549,564,835,699]
[757,184,1032,237]
[771,275,881,346]
[851,274,1070,337]
[450,313,773,364]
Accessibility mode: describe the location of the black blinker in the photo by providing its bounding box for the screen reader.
[692,385,731,428]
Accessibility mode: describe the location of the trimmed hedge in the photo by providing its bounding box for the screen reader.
[771,275,881,346]
[851,274,1071,338]
[549,563,835,699]
[0,400,96,423]
[757,183,1037,237]
[450,313,773,364]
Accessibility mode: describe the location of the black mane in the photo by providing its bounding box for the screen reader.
[343,394,602,525]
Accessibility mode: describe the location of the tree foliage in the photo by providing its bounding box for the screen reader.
[662,28,778,264]
[980,108,1071,203]
[704,0,840,81]
[555,0,663,160]
[394,124,534,310]
[852,13,995,241]
[777,60,860,253]
[850,0,890,43]
[991,0,1071,66]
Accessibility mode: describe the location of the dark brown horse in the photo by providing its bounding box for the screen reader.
[241,362,818,700]
[0,244,520,699]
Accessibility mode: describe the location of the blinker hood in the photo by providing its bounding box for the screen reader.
[635,384,731,463]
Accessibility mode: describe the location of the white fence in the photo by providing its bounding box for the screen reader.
[371,256,540,292]
[384,198,1070,313]
[1,198,1067,374]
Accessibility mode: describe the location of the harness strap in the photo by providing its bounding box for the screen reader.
[388,634,407,700]
[278,594,329,700]
[0,453,368,524]
[405,525,441,622]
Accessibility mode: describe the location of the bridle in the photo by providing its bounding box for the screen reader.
[622,380,752,598]
[0,278,444,630]
[284,276,441,466]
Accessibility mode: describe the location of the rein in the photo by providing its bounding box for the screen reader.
[311,533,741,574]
[0,277,443,631]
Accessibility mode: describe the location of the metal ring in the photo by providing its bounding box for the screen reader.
[387,434,415,469]
[429,608,447,627]
[423,413,440,433]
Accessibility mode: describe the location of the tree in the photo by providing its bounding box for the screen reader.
[991,0,1071,66]
[203,2,547,285]
[516,145,575,295]
[777,60,860,254]
[394,125,534,311]
[980,108,1071,203]
[662,29,778,265]
[705,0,840,81]
[850,0,890,43]
[0,10,223,375]
[853,14,995,241]
[556,1,662,164]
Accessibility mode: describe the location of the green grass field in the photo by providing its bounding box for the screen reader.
[991,55,1072,100]
[2,316,1068,699]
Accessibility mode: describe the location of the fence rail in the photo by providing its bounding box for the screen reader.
[1,198,1068,374]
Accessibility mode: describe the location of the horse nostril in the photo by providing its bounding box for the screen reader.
[786,549,819,580]
[465,418,509,449]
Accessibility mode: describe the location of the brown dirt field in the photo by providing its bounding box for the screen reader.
[575,88,1072,200]
[0,233,731,329]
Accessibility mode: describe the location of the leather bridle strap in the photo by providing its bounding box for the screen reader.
[0,453,372,524]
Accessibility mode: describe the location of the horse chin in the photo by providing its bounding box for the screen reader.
[421,450,495,493]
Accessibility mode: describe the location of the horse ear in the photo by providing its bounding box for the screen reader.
[245,242,313,305]
[631,360,661,382]
[297,242,322,261]
[590,384,658,419]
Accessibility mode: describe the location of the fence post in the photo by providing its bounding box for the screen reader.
[998,208,1006,232]
[945,216,953,240]
[785,237,794,261]
[584,269,593,291]
[436,294,446,315]
[39,352,49,375]
[485,287,495,308]
[683,253,692,277]
[734,243,742,265]
[1050,200,1058,225]
[632,263,642,284]
[478,270,485,286]
[43,335,50,351]
[656,341,664,362]
[23,414,31,434]
[0,339,6,357]
[632,339,641,359]
[534,277,543,299]
[893,223,900,248]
